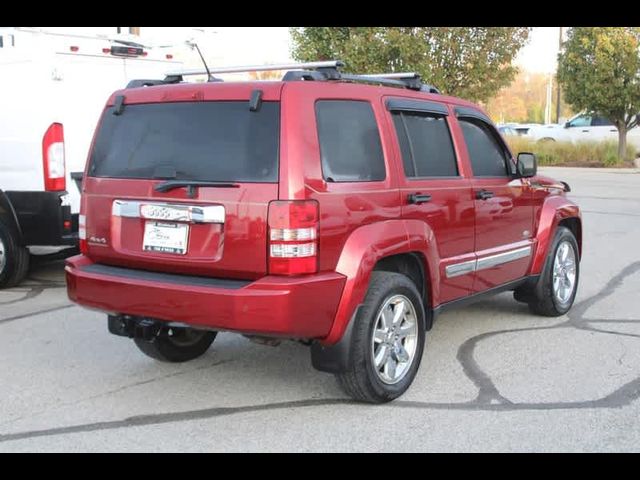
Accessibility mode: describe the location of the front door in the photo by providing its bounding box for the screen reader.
[456,114,534,292]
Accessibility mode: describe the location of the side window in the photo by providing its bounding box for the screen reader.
[459,118,510,177]
[392,111,458,177]
[592,116,613,127]
[568,115,592,128]
[315,100,386,182]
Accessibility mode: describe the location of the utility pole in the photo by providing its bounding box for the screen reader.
[555,27,563,123]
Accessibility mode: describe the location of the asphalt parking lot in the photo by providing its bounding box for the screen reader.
[1,167,639,452]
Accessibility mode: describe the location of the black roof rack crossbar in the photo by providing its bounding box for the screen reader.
[126,60,440,93]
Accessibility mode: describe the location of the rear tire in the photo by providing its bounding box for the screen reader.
[0,221,30,289]
[134,327,217,362]
[336,272,426,403]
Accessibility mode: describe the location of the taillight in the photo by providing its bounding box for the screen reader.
[42,123,66,192]
[78,214,87,254]
[268,200,319,275]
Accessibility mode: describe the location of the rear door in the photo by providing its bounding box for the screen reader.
[385,98,475,303]
[83,88,282,280]
[455,108,534,292]
[590,115,618,142]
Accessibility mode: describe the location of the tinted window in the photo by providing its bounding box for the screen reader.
[89,101,280,182]
[592,116,613,126]
[459,119,509,177]
[316,101,385,182]
[392,112,458,177]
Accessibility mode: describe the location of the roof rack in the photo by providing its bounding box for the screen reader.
[127,60,440,94]
[164,60,345,79]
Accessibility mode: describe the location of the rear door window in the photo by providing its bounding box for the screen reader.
[392,111,458,177]
[89,101,280,183]
[315,100,386,182]
[592,116,613,126]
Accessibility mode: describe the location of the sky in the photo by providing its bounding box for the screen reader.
[37,27,562,74]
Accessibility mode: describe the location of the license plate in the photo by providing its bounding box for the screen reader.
[143,221,189,255]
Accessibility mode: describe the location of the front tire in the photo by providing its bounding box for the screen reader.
[336,272,426,403]
[134,327,217,362]
[519,226,579,316]
[0,221,30,289]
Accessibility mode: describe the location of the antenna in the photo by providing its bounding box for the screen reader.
[186,40,212,81]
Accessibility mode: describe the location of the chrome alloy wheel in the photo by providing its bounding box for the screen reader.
[0,236,6,273]
[371,294,419,385]
[552,240,577,305]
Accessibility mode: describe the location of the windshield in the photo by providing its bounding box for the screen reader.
[88,101,280,183]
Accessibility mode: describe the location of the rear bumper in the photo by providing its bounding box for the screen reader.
[65,255,346,339]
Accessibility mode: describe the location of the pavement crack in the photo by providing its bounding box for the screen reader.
[0,359,232,428]
[452,261,640,412]
[0,305,75,325]
[0,398,354,444]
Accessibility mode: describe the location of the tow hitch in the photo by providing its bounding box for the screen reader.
[108,315,162,342]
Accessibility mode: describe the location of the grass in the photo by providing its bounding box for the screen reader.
[505,138,637,168]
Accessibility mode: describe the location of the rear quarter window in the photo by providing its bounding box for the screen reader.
[315,100,386,182]
[89,101,280,183]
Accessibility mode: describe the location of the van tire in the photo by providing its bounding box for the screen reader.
[336,272,426,403]
[0,221,30,289]
[134,328,217,362]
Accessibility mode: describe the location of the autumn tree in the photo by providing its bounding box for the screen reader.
[290,27,531,103]
[558,27,640,159]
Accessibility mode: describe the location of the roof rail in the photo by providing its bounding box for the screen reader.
[128,60,440,94]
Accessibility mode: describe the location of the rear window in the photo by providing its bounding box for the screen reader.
[89,101,280,182]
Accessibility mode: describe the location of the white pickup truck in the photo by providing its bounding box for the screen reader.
[526,112,640,150]
[0,27,183,287]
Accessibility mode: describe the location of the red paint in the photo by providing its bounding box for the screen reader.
[67,79,581,345]
[66,255,344,338]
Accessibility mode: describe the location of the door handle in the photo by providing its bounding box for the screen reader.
[581,130,589,132]
[407,193,432,204]
[476,189,494,200]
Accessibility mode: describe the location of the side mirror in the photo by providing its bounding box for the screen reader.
[517,152,537,178]
[564,121,570,128]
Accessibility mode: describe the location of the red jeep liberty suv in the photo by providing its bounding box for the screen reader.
[66,61,582,403]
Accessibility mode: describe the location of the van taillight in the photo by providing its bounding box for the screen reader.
[42,123,66,192]
[268,200,319,275]
[78,214,87,254]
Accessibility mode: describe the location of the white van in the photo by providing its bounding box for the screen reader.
[0,27,183,287]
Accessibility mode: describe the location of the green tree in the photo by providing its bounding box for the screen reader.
[558,27,640,159]
[290,27,531,103]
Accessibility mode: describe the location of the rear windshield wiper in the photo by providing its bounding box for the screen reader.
[154,180,240,196]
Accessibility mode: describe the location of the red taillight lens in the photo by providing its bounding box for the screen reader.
[42,123,66,192]
[78,214,88,254]
[166,54,173,60]
[268,200,319,275]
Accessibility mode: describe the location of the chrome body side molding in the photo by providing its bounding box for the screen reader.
[445,245,532,279]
